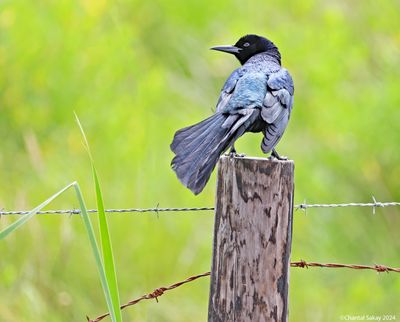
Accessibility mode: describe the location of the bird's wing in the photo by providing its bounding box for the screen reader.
[260,68,294,153]
[215,68,244,112]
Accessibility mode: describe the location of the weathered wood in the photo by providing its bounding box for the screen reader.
[208,156,294,322]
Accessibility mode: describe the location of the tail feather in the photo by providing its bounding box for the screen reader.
[171,114,225,154]
[171,110,259,194]
[172,116,227,165]
[172,114,226,164]
[172,114,229,189]
[188,114,253,191]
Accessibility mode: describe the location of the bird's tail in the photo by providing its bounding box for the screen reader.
[170,110,257,194]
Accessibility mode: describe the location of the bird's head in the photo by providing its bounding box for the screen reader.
[211,34,281,65]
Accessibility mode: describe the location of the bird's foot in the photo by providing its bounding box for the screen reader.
[269,149,288,161]
[227,146,245,158]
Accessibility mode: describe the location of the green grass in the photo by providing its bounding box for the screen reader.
[0,179,122,321]
[73,182,121,322]
[0,115,123,322]
[75,114,122,322]
[0,183,76,241]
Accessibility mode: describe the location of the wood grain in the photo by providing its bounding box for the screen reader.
[208,156,294,322]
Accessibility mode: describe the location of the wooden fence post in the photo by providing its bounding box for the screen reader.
[208,156,294,322]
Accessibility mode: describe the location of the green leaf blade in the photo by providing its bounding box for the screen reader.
[73,183,115,320]
[0,182,76,240]
[93,166,122,322]
[75,113,122,322]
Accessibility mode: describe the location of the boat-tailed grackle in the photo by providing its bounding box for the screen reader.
[171,34,294,194]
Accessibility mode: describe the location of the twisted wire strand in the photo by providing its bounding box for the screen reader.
[87,261,400,322]
[0,207,215,216]
[1,201,400,216]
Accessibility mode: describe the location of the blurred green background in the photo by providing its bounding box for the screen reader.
[1,0,400,321]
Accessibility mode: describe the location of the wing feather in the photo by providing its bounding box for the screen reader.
[215,68,243,112]
[260,68,294,153]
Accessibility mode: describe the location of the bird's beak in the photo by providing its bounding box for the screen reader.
[210,45,241,54]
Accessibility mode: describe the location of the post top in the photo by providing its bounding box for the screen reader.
[219,155,294,164]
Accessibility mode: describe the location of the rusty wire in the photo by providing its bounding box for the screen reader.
[290,260,400,273]
[87,261,400,322]
[87,272,211,322]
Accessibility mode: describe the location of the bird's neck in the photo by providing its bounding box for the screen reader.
[266,47,281,65]
[246,51,282,66]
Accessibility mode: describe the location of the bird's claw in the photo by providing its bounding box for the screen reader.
[270,149,288,161]
[275,155,288,161]
[228,151,246,159]
[226,146,245,159]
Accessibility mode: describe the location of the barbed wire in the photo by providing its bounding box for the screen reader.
[296,197,400,215]
[87,260,400,322]
[0,207,215,216]
[1,198,399,216]
[290,260,400,272]
[87,271,211,322]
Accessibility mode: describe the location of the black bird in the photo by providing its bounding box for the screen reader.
[170,34,294,195]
